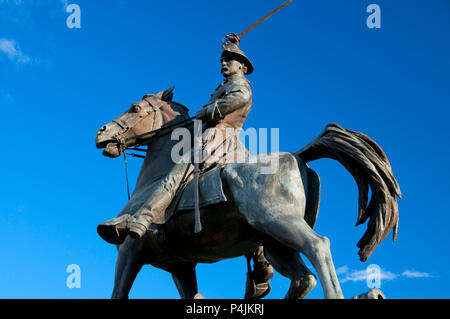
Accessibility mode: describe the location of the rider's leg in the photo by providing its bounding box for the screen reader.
[252,246,274,283]
[129,161,194,238]
[130,126,213,238]
[244,245,275,299]
[96,161,194,244]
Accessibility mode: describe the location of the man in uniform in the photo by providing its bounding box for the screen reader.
[98,33,273,297]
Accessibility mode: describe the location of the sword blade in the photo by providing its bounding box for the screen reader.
[238,0,294,39]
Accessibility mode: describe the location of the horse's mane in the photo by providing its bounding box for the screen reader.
[145,87,190,118]
[170,100,190,114]
[157,97,192,134]
[167,101,189,118]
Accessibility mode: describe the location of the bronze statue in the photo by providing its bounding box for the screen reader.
[94,1,401,299]
[94,86,400,299]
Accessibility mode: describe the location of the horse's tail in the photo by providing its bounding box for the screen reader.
[294,123,402,261]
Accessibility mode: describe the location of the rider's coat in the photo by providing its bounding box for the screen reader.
[200,74,252,168]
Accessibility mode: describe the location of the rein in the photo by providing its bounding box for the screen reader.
[123,152,131,200]
[125,116,196,144]
[117,115,197,200]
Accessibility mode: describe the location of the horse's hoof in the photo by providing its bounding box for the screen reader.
[97,214,131,245]
[352,288,386,299]
[285,274,317,299]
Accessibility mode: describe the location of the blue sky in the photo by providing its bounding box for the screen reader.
[0,0,449,299]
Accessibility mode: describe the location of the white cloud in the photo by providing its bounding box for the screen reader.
[402,270,432,278]
[337,265,433,283]
[336,265,349,275]
[339,267,397,283]
[0,38,30,63]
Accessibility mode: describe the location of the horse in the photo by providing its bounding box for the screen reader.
[94,87,401,299]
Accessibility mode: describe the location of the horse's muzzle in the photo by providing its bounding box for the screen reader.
[96,125,123,158]
[102,142,122,158]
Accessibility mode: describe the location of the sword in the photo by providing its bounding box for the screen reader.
[238,0,294,39]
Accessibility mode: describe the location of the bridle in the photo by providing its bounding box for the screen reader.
[109,95,196,199]
[110,95,163,152]
[112,95,195,150]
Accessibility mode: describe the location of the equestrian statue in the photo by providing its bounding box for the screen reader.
[94,0,401,299]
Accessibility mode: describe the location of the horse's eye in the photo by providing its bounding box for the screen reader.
[132,105,141,113]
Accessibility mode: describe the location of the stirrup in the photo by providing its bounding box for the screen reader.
[243,255,272,299]
[244,271,271,299]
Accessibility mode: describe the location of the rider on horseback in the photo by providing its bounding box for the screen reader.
[97,33,274,296]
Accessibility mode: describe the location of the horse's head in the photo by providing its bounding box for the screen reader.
[95,86,184,158]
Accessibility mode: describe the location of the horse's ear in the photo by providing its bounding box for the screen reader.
[156,86,175,102]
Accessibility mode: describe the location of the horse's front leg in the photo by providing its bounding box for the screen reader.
[111,237,145,299]
[168,263,204,299]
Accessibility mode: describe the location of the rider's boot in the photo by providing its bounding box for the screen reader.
[97,186,180,244]
[129,162,193,239]
[252,246,274,283]
[97,214,136,245]
[244,246,274,299]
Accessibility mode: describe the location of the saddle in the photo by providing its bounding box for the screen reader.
[167,166,228,215]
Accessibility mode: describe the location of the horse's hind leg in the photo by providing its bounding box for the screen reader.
[111,237,144,299]
[224,153,343,298]
[257,216,343,298]
[264,242,317,299]
[169,263,204,299]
